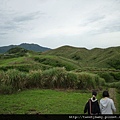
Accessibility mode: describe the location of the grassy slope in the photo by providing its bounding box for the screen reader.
[33,55,79,71]
[0,54,80,71]
[45,46,120,68]
[0,45,120,71]
[0,55,52,72]
[0,89,93,114]
[0,89,119,114]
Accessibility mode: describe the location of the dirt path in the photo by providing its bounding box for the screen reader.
[109,88,119,113]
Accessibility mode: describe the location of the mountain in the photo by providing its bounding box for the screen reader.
[0,43,51,53]
[0,44,120,70]
[19,43,50,52]
[44,45,120,69]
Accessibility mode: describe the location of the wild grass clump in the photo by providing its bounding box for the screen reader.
[0,84,13,94]
[110,72,120,81]
[41,68,104,90]
[0,69,27,94]
[65,72,78,89]
[77,72,97,89]
[0,68,106,94]
[5,69,27,91]
[98,72,114,82]
[42,67,66,89]
[26,70,42,88]
[106,81,120,90]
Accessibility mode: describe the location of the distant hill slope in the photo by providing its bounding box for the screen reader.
[0,43,51,53]
[44,45,120,69]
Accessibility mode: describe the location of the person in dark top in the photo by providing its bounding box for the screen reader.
[84,90,101,115]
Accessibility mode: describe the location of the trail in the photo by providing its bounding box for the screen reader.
[109,88,119,113]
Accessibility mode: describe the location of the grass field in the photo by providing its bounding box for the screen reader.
[0,89,120,114]
[0,89,99,114]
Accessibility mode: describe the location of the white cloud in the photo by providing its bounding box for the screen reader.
[0,0,120,48]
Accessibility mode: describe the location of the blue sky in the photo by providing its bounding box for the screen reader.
[0,0,120,49]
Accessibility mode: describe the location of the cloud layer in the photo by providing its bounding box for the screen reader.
[0,0,120,49]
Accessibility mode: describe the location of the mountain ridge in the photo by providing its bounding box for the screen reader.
[0,43,51,53]
[0,44,120,71]
[44,45,120,69]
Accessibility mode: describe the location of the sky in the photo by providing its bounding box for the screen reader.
[0,0,120,49]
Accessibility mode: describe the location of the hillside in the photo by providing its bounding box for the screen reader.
[44,45,120,69]
[0,43,51,53]
[0,46,80,71]
[0,45,120,95]
[0,45,120,73]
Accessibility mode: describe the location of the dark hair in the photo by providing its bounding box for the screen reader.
[102,91,109,97]
[92,91,97,100]
[92,90,97,96]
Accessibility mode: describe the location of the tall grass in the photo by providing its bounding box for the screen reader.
[0,69,28,94]
[26,70,42,88]
[42,67,66,89]
[106,81,120,90]
[0,68,106,94]
[76,72,105,90]
[66,72,78,89]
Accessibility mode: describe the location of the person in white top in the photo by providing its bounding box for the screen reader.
[100,91,116,114]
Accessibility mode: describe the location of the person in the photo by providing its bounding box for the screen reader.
[100,90,116,114]
[84,90,101,115]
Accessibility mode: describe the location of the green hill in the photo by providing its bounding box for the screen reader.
[0,45,120,72]
[0,45,120,95]
[0,47,79,71]
[44,45,120,69]
[0,47,37,58]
